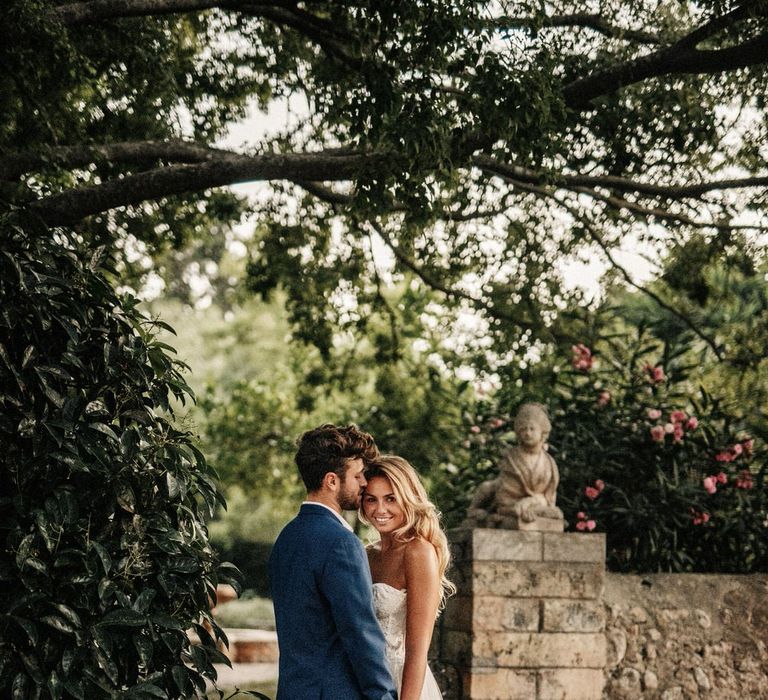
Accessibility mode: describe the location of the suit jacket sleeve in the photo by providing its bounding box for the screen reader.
[320,533,398,700]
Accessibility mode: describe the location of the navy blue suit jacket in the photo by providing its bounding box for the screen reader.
[269,503,397,700]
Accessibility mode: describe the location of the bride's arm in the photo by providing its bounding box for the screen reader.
[401,538,441,700]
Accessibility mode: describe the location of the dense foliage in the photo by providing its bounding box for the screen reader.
[0,214,241,698]
[0,1,765,359]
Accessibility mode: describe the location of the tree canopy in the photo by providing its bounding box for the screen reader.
[3,0,767,368]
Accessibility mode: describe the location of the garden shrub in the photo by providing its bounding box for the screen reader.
[0,214,242,698]
[454,331,767,573]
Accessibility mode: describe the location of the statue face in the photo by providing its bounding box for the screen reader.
[516,419,544,448]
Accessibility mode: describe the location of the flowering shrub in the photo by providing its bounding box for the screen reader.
[553,339,767,573]
[455,333,767,573]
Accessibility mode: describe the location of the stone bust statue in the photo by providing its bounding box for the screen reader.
[465,403,564,530]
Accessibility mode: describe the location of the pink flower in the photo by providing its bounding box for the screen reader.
[597,391,611,406]
[703,476,717,495]
[470,425,481,434]
[673,424,685,443]
[571,344,594,372]
[685,416,699,431]
[650,425,665,442]
[643,363,666,384]
[735,470,754,489]
[594,479,605,492]
[489,417,505,429]
[575,518,597,532]
[743,438,754,456]
[647,408,662,420]
[716,472,727,485]
[670,410,687,424]
[732,443,743,456]
[664,423,675,434]
[715,451,734,463]
[691,510,711,525]
[584,486,600,500]
[575,511,597,532]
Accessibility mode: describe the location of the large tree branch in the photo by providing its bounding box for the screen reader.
[0,140,239,180]
[563,5,768,108]
[51,0,361,66]
[29,150,379,227]
[16,141,768,227]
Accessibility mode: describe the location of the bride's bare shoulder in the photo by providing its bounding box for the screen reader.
[404,537,437,565]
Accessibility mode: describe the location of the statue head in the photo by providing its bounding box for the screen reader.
[513,403,551,447]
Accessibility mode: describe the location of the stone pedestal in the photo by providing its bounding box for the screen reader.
[436,529,606,700]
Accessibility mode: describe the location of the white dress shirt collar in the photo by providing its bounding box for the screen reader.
[302,500,354,531]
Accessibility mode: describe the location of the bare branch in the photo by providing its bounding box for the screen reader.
[504,178,725,360]
[367,220,538,332]
[675,4,757,50]
[475,155,768,200]
[572,186,768,233]
[491,13,660,45]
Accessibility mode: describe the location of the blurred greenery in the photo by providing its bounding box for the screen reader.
[213,596,275,631]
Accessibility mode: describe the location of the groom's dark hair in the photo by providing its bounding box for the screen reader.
[295,423,379,492]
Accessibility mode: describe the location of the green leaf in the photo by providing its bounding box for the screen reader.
[40,615,76,635]
[98,608,147,628]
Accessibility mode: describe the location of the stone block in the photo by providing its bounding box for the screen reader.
[473,596,540,632]
[464,667,537,700]
[472,561,604,599]
[538,668,606,700]
[473,632,607,668]
[543,533,605,563]
[542,600,605,633]
[472,529,543,562]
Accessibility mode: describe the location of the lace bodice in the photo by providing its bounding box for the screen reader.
[372,582,407,660]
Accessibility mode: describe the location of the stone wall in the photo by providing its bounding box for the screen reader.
[602,573,768,700]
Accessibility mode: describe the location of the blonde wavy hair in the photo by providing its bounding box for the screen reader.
[359,455,456,608]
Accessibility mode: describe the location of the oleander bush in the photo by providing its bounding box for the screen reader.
[0,213,244,699]
[455,330,767,573]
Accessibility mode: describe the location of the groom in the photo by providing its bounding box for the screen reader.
[269,423,397,699]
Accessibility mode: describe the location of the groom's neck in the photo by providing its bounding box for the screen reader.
[305,491,342,514]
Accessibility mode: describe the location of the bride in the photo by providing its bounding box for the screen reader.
[360,455,455,700]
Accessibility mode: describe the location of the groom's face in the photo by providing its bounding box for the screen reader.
[336,457,367,511]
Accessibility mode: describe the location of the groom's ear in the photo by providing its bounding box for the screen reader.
[322,471,338,492]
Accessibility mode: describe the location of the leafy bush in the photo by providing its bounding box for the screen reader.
[0,214,240,698]
[456,330,767,573]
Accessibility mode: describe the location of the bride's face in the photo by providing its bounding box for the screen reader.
[362,476,406,534]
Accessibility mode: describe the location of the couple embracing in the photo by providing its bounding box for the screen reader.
[268,423,454,699]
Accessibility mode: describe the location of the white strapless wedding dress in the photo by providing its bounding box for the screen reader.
[372,582,443,699]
